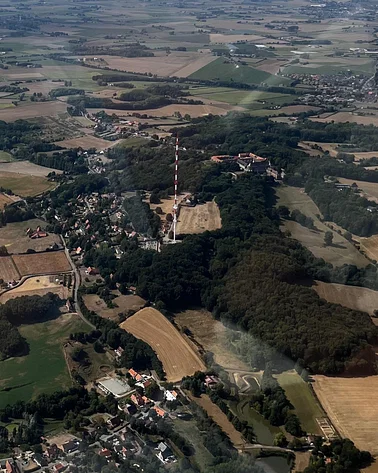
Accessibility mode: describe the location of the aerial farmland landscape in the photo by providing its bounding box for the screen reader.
[3,0,378,472]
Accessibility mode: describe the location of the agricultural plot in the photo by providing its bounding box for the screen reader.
[0,275,70,303]
[276,185,369,268]
[313,281,378,317]
[276,371,323,435]
[0,256,20,282]
[13,251,71,277]
[358,235,378,263]
[337,178,378,203]
[313,375,378,454]
[0,101,67,122]
[0,161,61,177]
[311,112,378,127]
[176,202,221,235]
[0,313,90,409]
[0,172,56,197]
[0,151,13,162]
[190,57,291,86]
[0,192,18,210]
[83,293,145,322]
[120,307,206,382]
[0,219,61,254]
[175,309,250,371]
[55,135,116,151]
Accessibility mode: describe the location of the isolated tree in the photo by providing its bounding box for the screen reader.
[344,231,353,242]
[324,231,333,246]
[274,432,288,448]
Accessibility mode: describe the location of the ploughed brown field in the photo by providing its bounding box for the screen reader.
[120,307,206,382]
[0,256,20,281]
[12,251,71,276]
[313,375,378,455]
[176,201,222,234]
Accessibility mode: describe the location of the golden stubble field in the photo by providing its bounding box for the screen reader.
[314,281,378,317]
[313,375,378,455]
[176,201,222,234]
[0,275,70,303]
[120,307,206,382]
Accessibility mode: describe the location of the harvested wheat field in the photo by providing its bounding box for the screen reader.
[314,281,378,316]
[0,275,69,303]
[0,161,61,177]
[120,307,206,382]
[189,393,245,447]
[0,172,56,197]
[0,101,67,122]
[358,235,378,262]
[313,375,378,454]
[0,256,20,281]
[177,201,221,234]
[311,112,378,127]
[13,251,71,276]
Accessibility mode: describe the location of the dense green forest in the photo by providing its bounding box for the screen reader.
[31,149,89,174]
[85,172,378,375]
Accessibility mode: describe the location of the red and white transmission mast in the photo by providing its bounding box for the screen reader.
[172,135,179,241]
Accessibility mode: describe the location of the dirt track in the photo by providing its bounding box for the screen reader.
[120,307,205,382]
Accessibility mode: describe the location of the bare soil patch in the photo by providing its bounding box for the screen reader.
[253,59,287,75]
[210,33,265,43]
[189,393,245,447]
[173,55,218,78]
[177,201,221,234]
[13,251,71,276]
[0,101,67,122]
[1,275,69,303]
[83,293,145,322]
[0,256,20,282]
[175,309,250,371]
[313,375,378,454]
[0,219,60,254]
[314,280,378,316]
[120,307,205,382]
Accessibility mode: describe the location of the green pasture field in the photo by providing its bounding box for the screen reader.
[189,57,291,86]
[0,151,14,162]
[276,371,323,435]
[0,314,90,409]
[283,60,375,76]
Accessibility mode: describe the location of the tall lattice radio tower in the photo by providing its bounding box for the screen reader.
[172,135,179,241]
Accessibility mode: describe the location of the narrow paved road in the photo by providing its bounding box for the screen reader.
[60,235,95,329]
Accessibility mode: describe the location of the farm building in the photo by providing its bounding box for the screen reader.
[211,152,269,173]
[97,377,131,398]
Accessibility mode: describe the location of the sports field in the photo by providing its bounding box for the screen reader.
[0,172,56,197]
[0,313,90,409]
[120,307,206,382]
[276,371,323,435]
[177,202,222,234]
[313,375,378,455]
[13,251,71,276]
[314,280,378,317]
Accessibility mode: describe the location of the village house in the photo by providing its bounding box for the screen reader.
[156,442,175,464]
[53,463,66,473]
[165,390,178,402]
